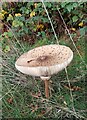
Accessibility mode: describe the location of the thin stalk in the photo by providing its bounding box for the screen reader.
[44,80,49,99]
[41,0,59,44]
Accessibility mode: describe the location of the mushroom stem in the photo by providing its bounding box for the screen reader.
[40,76,51,98]
[44,80,49,98]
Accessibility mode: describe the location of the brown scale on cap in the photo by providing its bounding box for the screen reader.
[16,45,73,67]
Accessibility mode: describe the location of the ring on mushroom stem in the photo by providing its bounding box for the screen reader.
[15,44,73,98]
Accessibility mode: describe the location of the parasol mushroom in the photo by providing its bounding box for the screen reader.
[15,44,73,98]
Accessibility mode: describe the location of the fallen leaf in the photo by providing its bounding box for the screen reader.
[30,11,35,17]
[34,3,38,8]
[64,101,67,105]
[0,13,4,20]
[15,13,22,17]
[78,22,84,27]
[7,98,13,104]
[71,28,76,31]
[1,10,7,15]
[31,92,41,98]
[63,84,82,91]
[31,104,38,113]
[37,24,44,31]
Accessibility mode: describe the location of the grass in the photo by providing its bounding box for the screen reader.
[1,33,87,120]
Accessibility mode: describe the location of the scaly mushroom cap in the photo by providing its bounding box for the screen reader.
[15,45,73,77]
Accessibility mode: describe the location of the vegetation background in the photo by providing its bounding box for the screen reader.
[0,2,87,119]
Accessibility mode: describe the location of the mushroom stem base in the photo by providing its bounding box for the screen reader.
[44,80,49,98]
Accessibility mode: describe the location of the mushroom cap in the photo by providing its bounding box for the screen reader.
[15,44,73,77]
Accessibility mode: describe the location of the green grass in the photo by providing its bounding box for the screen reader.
[1,35,87,119]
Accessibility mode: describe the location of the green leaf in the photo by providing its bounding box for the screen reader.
[66,4,74,12]
[41,17,49,22]
[7,14,13,22]
[37,32,41,36]
[20,7,26,13]
[45,3,52,8]
[22,26,29,33]
[78,13,83,18]
[41,31,46,37]
[73,3,78,8]
[25,9,29,14]
[3,32,8,36]
[72,16,78,22]
[61,2,68,8]
[79,27,86,36]
[37,3,42,7]
[7,32,13,38]
[4,45,10,53]
[17,16,25,21]
[12,20,23,27]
